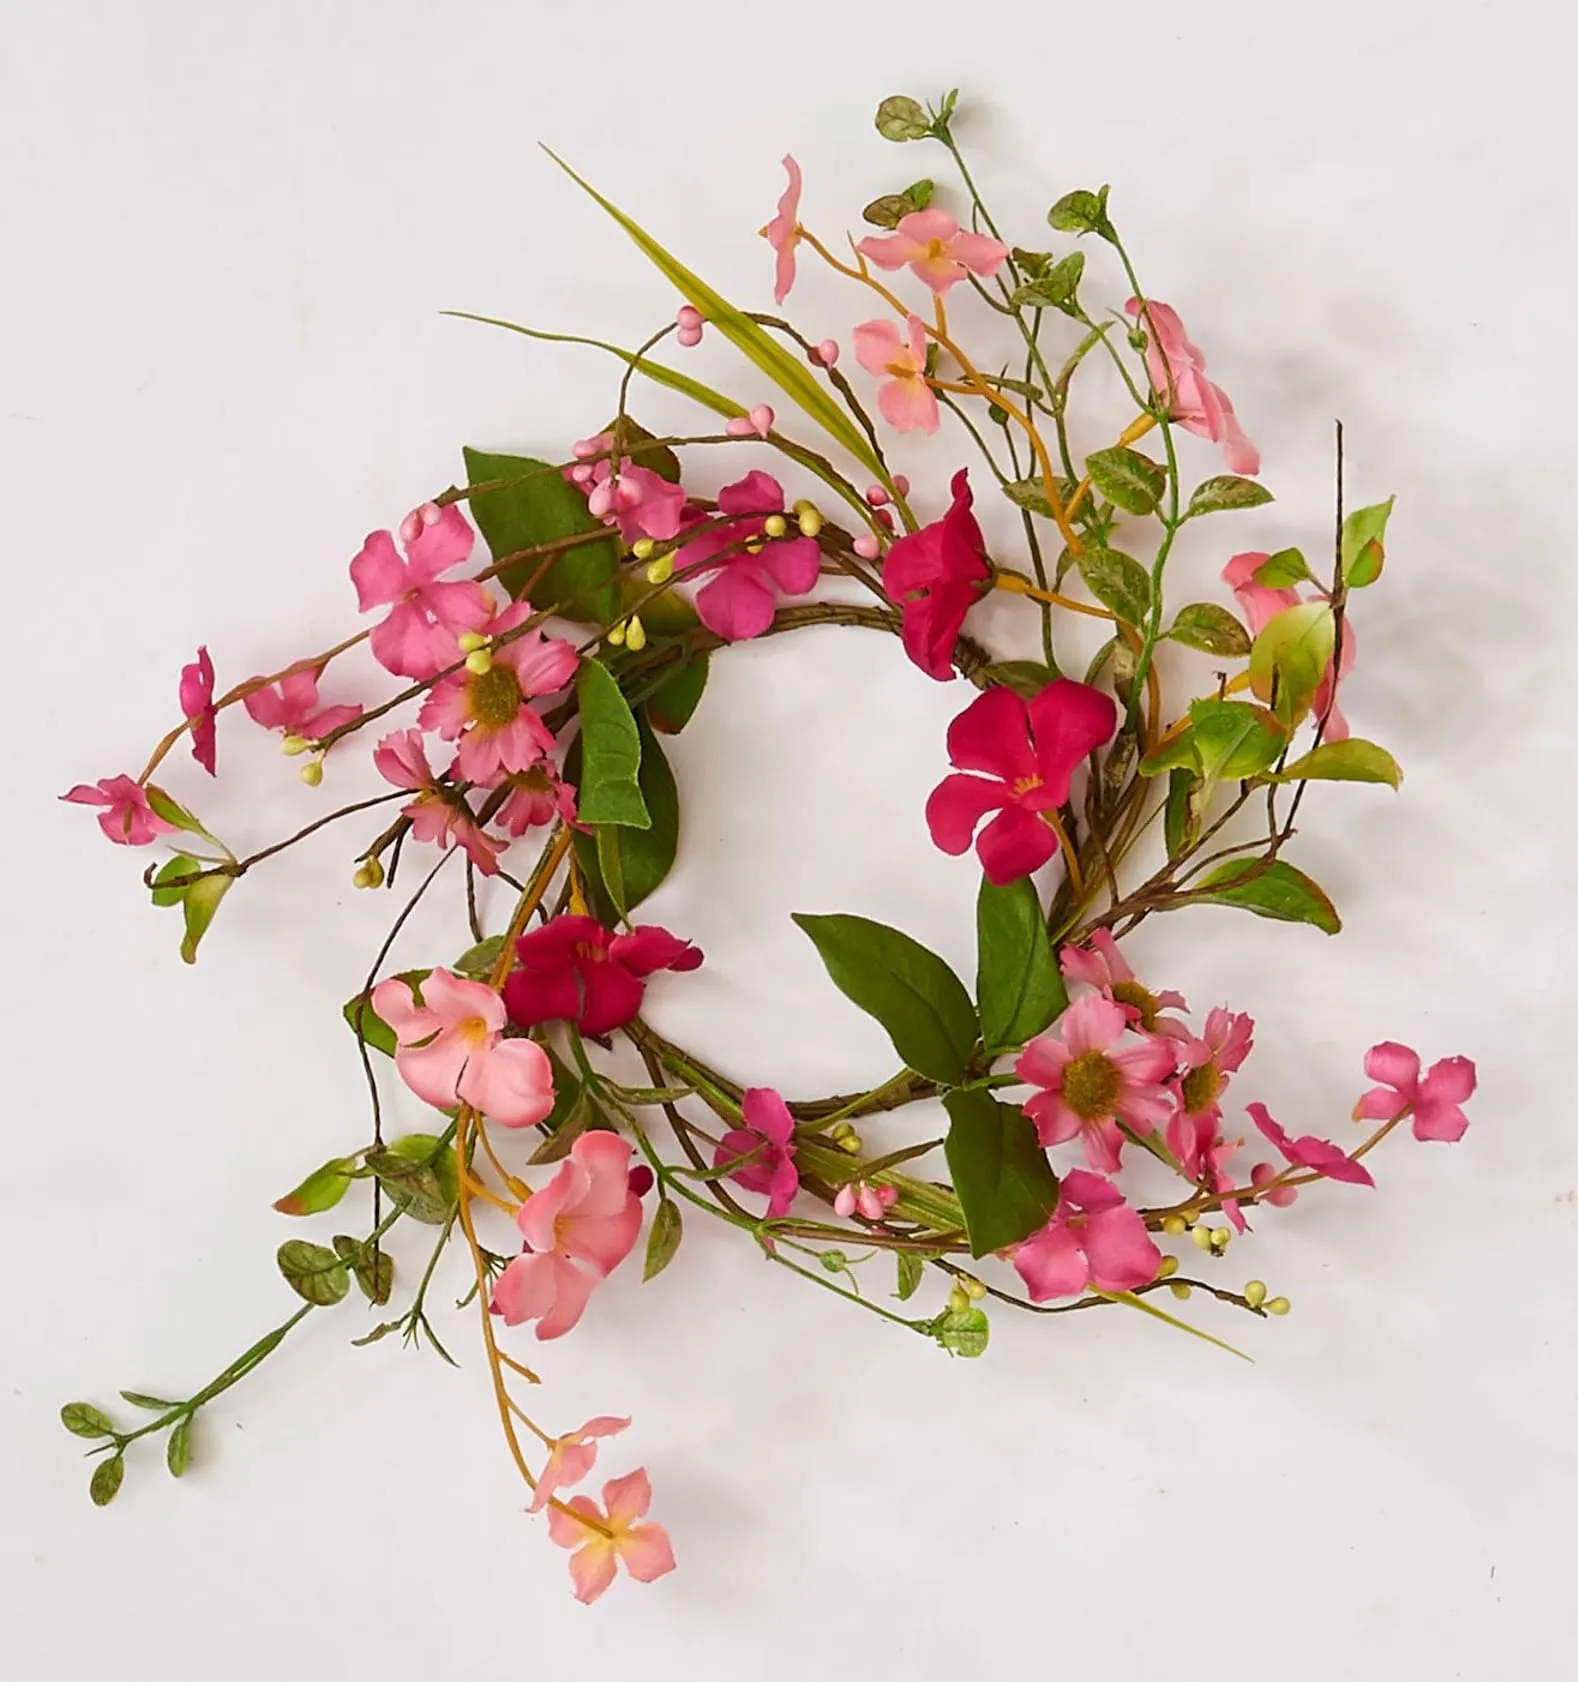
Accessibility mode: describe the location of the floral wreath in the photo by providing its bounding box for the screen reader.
[59,91,1477,1606]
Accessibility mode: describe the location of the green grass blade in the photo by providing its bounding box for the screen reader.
[1097,1289,1254,1360]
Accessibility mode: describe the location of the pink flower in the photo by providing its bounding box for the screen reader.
[371,968,555,1127]
[528,1415,631,1514]
[834,1180,898,1220]
[761,155,802,304]
[1162,1007,1255,1153]
[373,728,505,876]
[179,646,217,775]
[1248,1101,1375,1186]
[496,762,578,837]
[350,502,493,679]
[1126,299,1259,476]
[546,1467,676,1604]
[503,915,703,1038]
[1059,928,1187,1031]
[881,468,991,680]
[60,776,177,847]
[856,208,1010,295]
[572,434,689,546]
[853,315,939,434]
[1010,1169,1161,1300]
[417,602,576,784]
[492,1132,644,1340]
[1354,1042,1477,1143]
[1015,995,1177,1172]
[675,470,820,641]
[926,680,1118,885]
[242,666,362,743]
[713,1088,800,1218]
[1224,553,1358,741]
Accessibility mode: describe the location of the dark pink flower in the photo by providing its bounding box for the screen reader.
[571,433,689,547]
[926,680,1117,885]
[503,915,702,1038]
[675,471,820,642]
[372,727,505,876]
[1059,928,1187,1031]
[1126,299,1258,476]
[882,468,991,680]
[1248,1101,1375,1187]
[547,1467,676,1604]
[714,1088,800,1218]
[1010,1169,1161,1300]
[496,762,578,837]
[60,775,177,847]
[1224,552,1358,741]
[1354,1042,1477,1143]
[242,665,362,743]
[856,208,1010,295]
[350,502,492,679]
[1162,1007,1255,1145]
[762,156,802,305]
[179,646,217,775]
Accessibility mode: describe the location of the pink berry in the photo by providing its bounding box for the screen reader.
[864,484,890,507]
[725,415,755,437]
[676,305,703,332]
[749,404,775,437]
[891,474,910,496]
[815,338,840,366]
[853,533,882,560]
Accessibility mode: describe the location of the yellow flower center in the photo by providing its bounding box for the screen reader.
[925,238,950,262]
[466,661,523,731]
[1011,774,1044,799]
[457,1014,491,1047]
[1180,1059,1222,1115]
[1111,978,1161,1031]
[1062,1051,1121,1121]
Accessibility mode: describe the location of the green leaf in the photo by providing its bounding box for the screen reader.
[1341,496,1395,583]
[895,1251,926,1301]
[179,872,232,964]
[150,855,200,908]
[1009,251,1085,316]
[462,447,620,622]
[369,1134,458,1225]
[1185,475,1274,518]
[61,1402,116,1439]
[165,1420,191,1479]
[1271,738,1402,788]
[862,193,914,229]
[981,660,1059,700]
[1164,767,1199,855]
[975,876,1067,1051]
[1166,602,1251,658]
[334,1235,395,1304]
[1085,447,1166,517]
[600,416,681,483]
[1002,478,1056,518]
[90,1456,125,1507]
[1047,188,1110,237]
[930,1305,990,1357]
[119,1391,178,1412]
[1076,547,1152,626]
[574,718,677,918]
[643,1198,683,1281]
[905,177,936,209]
[272,1156,358,1217]
[645,654,709,735]
[1249,602,1336,726]
[791,913,979,1086]
[875,94,932,140]
[1188,698,1287,784]
[343,969,429,1059]
[1138,726,1199,777]
[943,1087,1059,1258]
[575,661,650,829]
[1190,858,1341,934]
[453,935,507,979]
[1347,538,1385,588]
[1254,547,1312,588]
[144,785,222,847]
[276,1239,351,1306]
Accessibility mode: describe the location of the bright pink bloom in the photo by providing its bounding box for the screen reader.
[1354,1042,1477,1143]
[1163,1007,1255,1158]
[546,1468,676,1604]
[492,1132,644,1340]
[1059,927,1187,1031]
[242,666,362,743]
[882,468,991,680]
[583,458,688,547]
[373,728,505,875]
[1248,1101,1375,1186]
[503,915,702,1038]
[372,968,554,1127]
[350,503,492,680]
[1126,299,1259,476]
[926,680,1118,885]
[675,471,821,641]
[1224,553,1358,741]
[714,1088,800,1218]
[1011,1169,1161,1300]
[179,646,217,775]
[1015,995,1176,1172]
[60,776,177,847]
[496,762,578,837]
[856,209,1009,295]
[528,1415,631,1514]
[418,602,576,784]
[853,315,938,434]
[834,1180,898,1220]
[762,155,802,304]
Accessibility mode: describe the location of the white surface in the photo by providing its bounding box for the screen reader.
[3,2,1575,1676]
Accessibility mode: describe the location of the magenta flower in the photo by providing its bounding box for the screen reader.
[496,762,578,837]
[350,502,492,679]
[493,1132,644,1341]
[179,646,218,775]
[1162,1007,1255,1145]
[1224,552,1357,741]
[571,434,689,547]
[714,1088,800,1217]
[1126,299,1259,477]
[852,315,939,434]
[417,602,576,784]
[373,728,505,876]
[1010,1169,1162,1301]
[1060,927,1187,1031]
[1354,1042,1477,1143]
[60,775,177,847]
[527,1414,631,1515]
[926,680,1118,885]
[546,1467,677,1604]
[834,1180,899,1221]
[1015,995,1177,1172]
[371,967,555,1128]
[761,155,802,304]
[503,915,703,1038]
[1248,1102,1375,1186]
[675,470,821,641]
[882,468,991,680]
[856,208,1010,295]
[242,665,362,743]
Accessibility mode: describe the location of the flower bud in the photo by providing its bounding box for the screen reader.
[814,338,840,367]
[457,630,489,653]
[1209,1225,1232,1251]
[1265,1296,1292,1316]
[464,647,493,676]
[1243,1280,1267,1308]
[948,1283,970,1315]
[280,733,309,757]
[632,538,656,560]
[762,513,788,538]
[624,616,647,653]
[299,757,324,787]
[646,552,675,585]
[838,1132,863,1155]
[1156,1255,1180,1279]
[853,533,882,561]
[963,1275,986,1301]
[1169,1282,1193,1301]
[1191,1223,1215,1251]
[606,622,627,647]
[1161,1214,1188,1236]
[353,857,384,890]
[793,500,822,538]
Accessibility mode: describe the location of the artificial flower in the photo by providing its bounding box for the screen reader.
[1126,299,1259,476]
[528,1415,631,1514]
[350,502,493,680]
[241,666,362,742]
[1060,927,1187,1031]
[1010,1169,1161,1300]
[503,915,703,1038]
[761,155,802,304]
[1223,552,1357,741]
[1163,1007,1255,1140]
[546,1468,676,1604]
[59,775,177,847]
[856,208,1009,294]
[833,1180,899,1220]
[496,762,578,836]
[713,1087,800,1217]
[674,470,820,641]
[852,314,939,433]
[925,679,1118,884]
[372,728,505,875]
[179,646,218,775]
[882,468,991,680]
[1354,1042,1477,1142]
[1248,1101,1375,1186]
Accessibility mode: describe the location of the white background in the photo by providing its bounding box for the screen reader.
[3,3,1574,1676]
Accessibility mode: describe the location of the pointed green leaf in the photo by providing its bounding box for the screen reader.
[1188,698,1287,784]
[1047,189,1110,237]
[344,969,429,1058]
[1185,475,1274,517]
[645,653,709,734]
[1084,446,1166,516]
[1139,726,1199,777]
[1166,602,1251,658]
[895,1251,926,1301]
[272,1156,358,1217]
[452,935,508,979]
[1340,497,1395,580]
[1164,767,1200,855]
[643,1198,684,1281]
[1009,251,1085,316]
[144,785,223,848]
[1099,1290,1251,1359]
[1248,601,1335,726]
[179,872,232,964]
[276,1239,351,1306]
[943,1087,1059,1258]
[573,717,677,917]
[981,660,1059,699]
[1271,738,1402,788]
[150,854,201,908]
[1189,858,1340,934]
[975,876,1067,1051]
[1076,547,1152,626]
[119,1391,178,1412]
[166,1420,191,1478]
[1254,547,1312,588]
[575,661,649,829]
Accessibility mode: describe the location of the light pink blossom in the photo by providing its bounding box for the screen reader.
[714,1088,800,1218]
[1248,1101,1375,1186]
[242,666,362,743]
[60,776,177,847]
[179,646,217,775]
[546,1467,676,1604]
[373,728,505,876]
[1354,1042,1477,1143]
[1011,1169,1161,1300]
[1059,927,1187,1031]
[1126,299,1259,476]
[1224,552,1358,741]
[761,155,802,304]
[853,315,939,434]
[856,208,1010,295]
[528,1415,630,1514]
[350,502,493,679]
